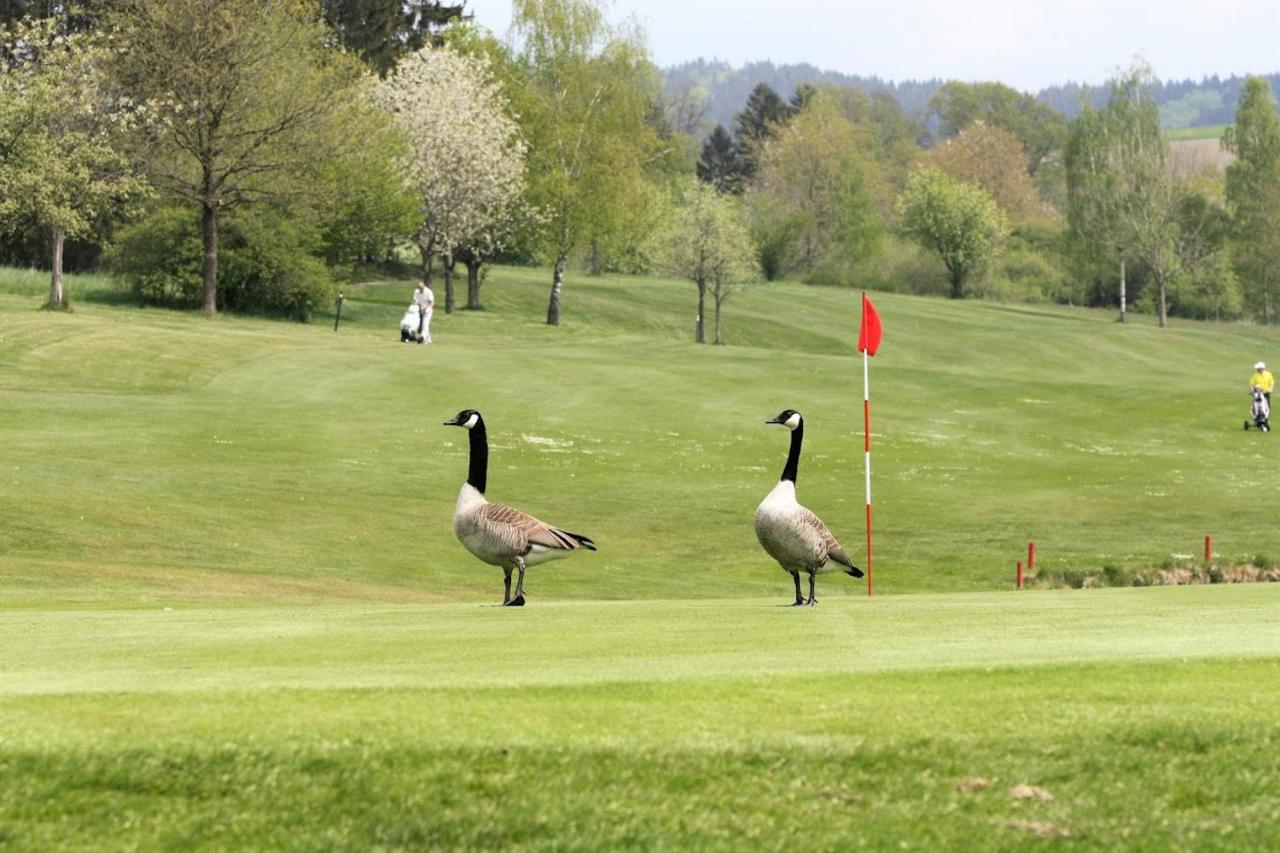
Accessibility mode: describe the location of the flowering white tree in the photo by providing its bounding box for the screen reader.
[373,45,526,314]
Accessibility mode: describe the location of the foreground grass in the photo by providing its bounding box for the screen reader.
[3,586,1279,848]
[5,271,1280,846]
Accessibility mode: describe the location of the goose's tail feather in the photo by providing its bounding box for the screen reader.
[561,530,598,551]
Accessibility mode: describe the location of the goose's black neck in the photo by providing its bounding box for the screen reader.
[780,421,803,483]
[467,419,488,494]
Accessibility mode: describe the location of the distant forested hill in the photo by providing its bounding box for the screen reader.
[664,60,1280,135]
[662,59,943,130]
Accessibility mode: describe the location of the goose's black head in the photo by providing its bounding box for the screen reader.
[765,409,803,431]
[443,409,483,430]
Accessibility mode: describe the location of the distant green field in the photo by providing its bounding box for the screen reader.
[1167,124,1228,142]
[3,264,1280,847]
[3,263,1279,602]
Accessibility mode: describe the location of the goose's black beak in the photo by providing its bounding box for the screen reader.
[443,416,462,427]
[765,415,783,425]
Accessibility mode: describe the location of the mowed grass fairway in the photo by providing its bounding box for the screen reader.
[3,267,1280,847]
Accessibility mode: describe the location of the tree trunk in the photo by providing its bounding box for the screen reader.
[713,294,725,345]
[948,269,965,299]
[48,227,65,307]
[695,280,706,343]
[1156,271,1168,328]
[589,240,602,276]
[1117,258,1127,323]
[201,202,219,314]
[418,243,435,287]
[466,258,482,309]
[443,251,456,314]
[1264,275,1272,325]
[546,256,565,325]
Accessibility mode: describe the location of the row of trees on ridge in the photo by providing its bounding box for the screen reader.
[3,1,1280,337]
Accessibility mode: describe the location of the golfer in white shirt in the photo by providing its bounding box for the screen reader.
[413,281,434,344]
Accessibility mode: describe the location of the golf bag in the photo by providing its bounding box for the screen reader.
[400,304,422,343]
[1245,387,1270,432]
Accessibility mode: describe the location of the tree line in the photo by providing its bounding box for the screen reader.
[668,58,1280,134]
[3,1,1280,337]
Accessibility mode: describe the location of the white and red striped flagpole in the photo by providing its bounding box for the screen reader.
[856,291,881,598]
[863,344,873,597]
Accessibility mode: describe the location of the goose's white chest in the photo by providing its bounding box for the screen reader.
[453,483,502,564]
[755,480,798,522]
[754,480,820,571]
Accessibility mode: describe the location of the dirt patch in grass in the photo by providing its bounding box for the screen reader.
[1007,819,1071,839]
[1009,784,1054,801]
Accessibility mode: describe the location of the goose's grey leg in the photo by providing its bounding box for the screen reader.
[790,571,804,606]
[507,558,527,607]
[502,567,513,605]
[806,571,817,606]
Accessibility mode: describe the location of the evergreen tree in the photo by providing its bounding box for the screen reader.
[789,83,817,112]
[733,82,792,179]
[320,0,466,76]
[696,124,745,194]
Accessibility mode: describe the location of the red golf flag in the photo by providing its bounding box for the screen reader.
[858,293,882,356]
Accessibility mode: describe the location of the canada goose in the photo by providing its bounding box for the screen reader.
[755,409,863,606]
[443,409,597,606]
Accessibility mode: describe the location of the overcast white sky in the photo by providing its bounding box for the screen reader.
[464,0,1279,92]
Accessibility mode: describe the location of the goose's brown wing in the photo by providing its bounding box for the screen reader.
[797,506,859,572]
[480,503,591,554]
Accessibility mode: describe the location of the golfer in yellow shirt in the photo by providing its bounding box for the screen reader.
[1251,361,1274,406]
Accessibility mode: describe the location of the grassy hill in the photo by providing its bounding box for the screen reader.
[3,264,1278,605]
[4,265,1280,847]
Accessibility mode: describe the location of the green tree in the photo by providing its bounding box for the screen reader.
[750,91,884,282]
[510,0,662,325]
[898,167,1008,298]
[0,17,147,307]
[314,116,419,268]
[661,180,758,344]
[1168,181,1241,320]
[926,123,1044,222]
[319,0,465,76]
[110,0,368,314]
[928,81,1068,177]
[1065,64,1180,326]
[1223,76,1280,323]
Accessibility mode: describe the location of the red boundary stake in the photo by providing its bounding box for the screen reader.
[1205,535,1212,562]
[1028,541,1036,574]
[1016,560,1024,590]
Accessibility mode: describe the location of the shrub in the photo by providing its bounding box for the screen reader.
[104,206,204,307]
[1101,564,1133,586]
[216,208,335,321]
[105,205,335,320]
